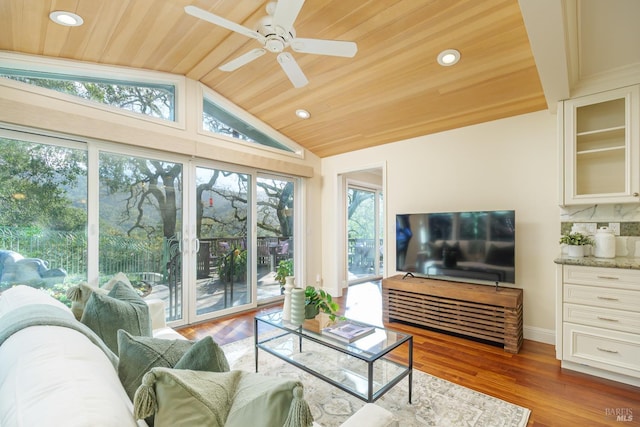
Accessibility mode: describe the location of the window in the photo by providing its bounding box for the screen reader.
[0,68,176,121]
[0,133,88,302]
[203,98,295,153]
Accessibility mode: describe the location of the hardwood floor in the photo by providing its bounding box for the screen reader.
[177,282,640,427]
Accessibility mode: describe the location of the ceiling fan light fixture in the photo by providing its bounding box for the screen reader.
[437,49,460,66]
[49,11,84,27]
[295,109,310,119]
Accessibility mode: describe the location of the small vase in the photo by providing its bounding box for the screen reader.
[290,288,305,326]
[567,245,584,257]
[282,279,294,322]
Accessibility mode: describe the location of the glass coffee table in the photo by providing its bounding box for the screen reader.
[254,311,413,403]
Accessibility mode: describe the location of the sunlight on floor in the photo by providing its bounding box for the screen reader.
[344,281,383,327]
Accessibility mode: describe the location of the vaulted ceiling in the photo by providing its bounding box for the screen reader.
[1,1,638,157]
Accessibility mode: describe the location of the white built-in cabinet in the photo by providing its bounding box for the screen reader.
[560,85,640,205]
[556,264,640,387]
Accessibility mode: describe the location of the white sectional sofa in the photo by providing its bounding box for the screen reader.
[0,285,395,427]
[0,285,184,426]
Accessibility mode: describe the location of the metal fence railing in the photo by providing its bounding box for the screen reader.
[0,227,162,279]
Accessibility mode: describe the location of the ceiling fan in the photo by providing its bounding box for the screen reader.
[184,0,358,88]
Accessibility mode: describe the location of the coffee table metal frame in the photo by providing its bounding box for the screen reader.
[254,311,413,403]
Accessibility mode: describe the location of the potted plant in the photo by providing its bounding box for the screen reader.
[304,285,341,321]
[559,232,593,257]
[217,248,247,282]
[274,258,294,293]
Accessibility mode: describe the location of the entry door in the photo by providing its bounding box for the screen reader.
[191,164,253,321]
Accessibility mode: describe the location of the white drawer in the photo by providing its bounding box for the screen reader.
[563,323,640,378]
[564,303,640,333]
[564,284,640,312]
[563,265,640,290]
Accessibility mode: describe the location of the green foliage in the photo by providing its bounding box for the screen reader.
[559,232,594,246]
[0,138,87,230]
[274,258,294,287]
[347,188,376,239]
[5,75,174,120]
[304,286,342,321]
[218,248,247,283]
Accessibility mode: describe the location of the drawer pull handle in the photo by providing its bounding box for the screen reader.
[597,316,619,322]
[597,296,619,301]
[596,275,619,280]
[597,347,619,354]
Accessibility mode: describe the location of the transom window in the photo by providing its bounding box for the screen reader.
[203,98,295,153]
[0,68,175,121]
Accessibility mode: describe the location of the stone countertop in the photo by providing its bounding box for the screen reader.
[554,255,640,270]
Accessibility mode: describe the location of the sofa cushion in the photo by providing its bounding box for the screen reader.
[117,330,229,401]
[135,368,240,427]
[173,335,230,372]
[66,273,135,320]
[226,372,311,427]
[103,272,135,291]
[81,281,152,354]
[0,285,73,318]
[134,368,312,427]
[66,282,109,320]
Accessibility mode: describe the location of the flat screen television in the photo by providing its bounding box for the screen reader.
[396,210,516,285]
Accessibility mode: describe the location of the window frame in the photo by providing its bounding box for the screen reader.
[0,52,186,130]
[198,84,305,158]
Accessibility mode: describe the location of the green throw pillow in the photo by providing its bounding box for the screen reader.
[134,368,240,427]
[174,335,230,372]
[117,330,230,401]
[133,368,312,427]
[226,372,309,427]
[81,281,152,354]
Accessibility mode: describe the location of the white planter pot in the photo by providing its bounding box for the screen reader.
[567,245,584,257]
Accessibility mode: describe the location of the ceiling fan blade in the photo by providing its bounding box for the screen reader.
[184,5,261,40]
[272,0,305,34]
[277,52,308,88]
[291,38,357,57]
[219,48,266,72]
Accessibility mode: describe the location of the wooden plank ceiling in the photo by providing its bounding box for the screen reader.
[0,0,547,157]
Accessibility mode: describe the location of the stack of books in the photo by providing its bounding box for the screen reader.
[322,321,375,343]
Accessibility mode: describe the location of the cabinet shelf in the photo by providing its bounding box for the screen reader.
[576,146,625,156]
[576,125,625,137]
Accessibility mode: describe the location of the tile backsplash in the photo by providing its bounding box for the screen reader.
[560,221,640,258]
[560,203,640,222]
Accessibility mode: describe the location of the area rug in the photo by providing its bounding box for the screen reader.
[222,336,531,427]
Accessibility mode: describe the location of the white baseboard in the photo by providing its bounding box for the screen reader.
[524,325,555,345]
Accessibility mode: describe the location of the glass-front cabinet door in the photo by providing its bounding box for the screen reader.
[562,85,640,205]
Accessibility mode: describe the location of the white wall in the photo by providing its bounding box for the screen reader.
[321,110,559,342]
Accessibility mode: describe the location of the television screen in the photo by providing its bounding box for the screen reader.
[396,210,515,284]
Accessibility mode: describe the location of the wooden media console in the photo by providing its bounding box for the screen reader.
[382,275,523,353]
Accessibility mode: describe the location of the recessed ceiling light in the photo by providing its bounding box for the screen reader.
[49,11,84,27]
[437,49,460,66]
[295,109,310,119]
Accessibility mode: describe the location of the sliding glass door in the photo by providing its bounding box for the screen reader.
[0,131,88,297]
[1,127,301,326]
[191,164,252,320]
[256,174,296,303]
[97,151,184,321]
